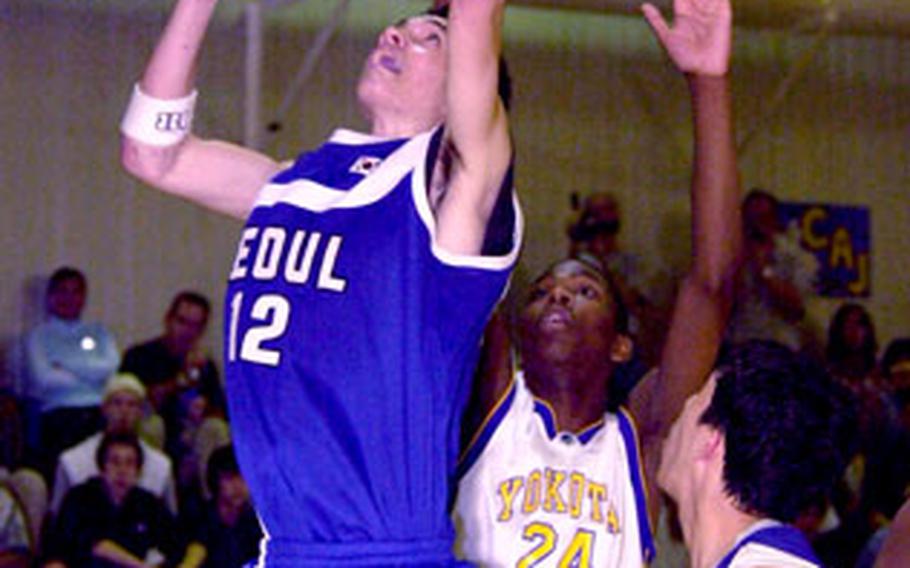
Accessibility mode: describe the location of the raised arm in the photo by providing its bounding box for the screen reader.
[434,0,511,255]
[120,0,281,219]
[629,0,741,473]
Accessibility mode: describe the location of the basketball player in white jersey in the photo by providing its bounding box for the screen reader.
[658,341,857,568]
[454,0,742,566]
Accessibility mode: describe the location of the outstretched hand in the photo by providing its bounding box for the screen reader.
[642,0,732,76]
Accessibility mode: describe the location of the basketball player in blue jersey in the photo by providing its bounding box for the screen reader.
[119,0,519,565]
[454,0,742,566]
[658,341,857,567]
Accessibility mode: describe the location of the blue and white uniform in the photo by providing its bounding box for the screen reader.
[224,126,521,566]
[716,520,820,568]
[454,372,655,567]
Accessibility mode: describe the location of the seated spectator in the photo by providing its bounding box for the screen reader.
[120,292,225,460]
[726,189,818,351]
[0,479,30,568]
[44,432,180,568]
[881,338,910,398]
[179,445,262,568]
[826,303,879,384]
[51,374,177,516]
[24,267,119,480]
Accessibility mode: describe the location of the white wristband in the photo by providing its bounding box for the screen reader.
[120,83,197,146]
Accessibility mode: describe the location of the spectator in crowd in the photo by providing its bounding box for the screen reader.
[179,445,262,568]
[120,292,228,509]
[881,338,910,397]
[24,267,119,481]
[0,481,30,568]
[726,189,818,351]
[120,291,225,449]
[44,432,180,568]
[0,398,45,565]
[814,315,901,567]
[51,373,177,516]
[826,302,879,384]
[658,341,858,567]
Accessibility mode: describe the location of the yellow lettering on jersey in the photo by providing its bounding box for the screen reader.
[543,469,567,514]
[568,471,585,519]
[498,477,524,522]
[523,470,543,514]
[587,482,607,523]
[606,503,621,535]
[517,522,557,568]
[558,529,595,568]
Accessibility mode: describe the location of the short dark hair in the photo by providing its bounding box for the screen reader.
[95,431,144,471]
[701,341,858,523]
[47,266,86,294]
[424,4,512,111]
[743,187,779,210]
[566,254,630,336]
[206,444,241,498]
[826,303,878,375]
[168,290,211,323]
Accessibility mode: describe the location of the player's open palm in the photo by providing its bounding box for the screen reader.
[642,0,731,76]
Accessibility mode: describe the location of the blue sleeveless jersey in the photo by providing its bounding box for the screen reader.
[224,127,521,566]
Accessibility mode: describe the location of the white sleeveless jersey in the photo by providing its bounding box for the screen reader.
[454,372,654,568]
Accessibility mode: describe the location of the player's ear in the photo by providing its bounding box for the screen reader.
[609,334,633,364]
[698,426,725,462]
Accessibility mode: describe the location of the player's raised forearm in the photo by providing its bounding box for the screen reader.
[120,0,218,185]
[446,0,507,145]
[435,0,510,255]
[688,73,741,294]
[141,0,219,97]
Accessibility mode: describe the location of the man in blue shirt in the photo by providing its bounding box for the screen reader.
[25,267,119,480]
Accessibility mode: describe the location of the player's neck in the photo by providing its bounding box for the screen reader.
[684,493,761,568]
[524,360,610,432]
[368,107,439,138]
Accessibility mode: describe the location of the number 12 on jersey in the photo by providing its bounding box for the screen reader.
[228,292,291,366]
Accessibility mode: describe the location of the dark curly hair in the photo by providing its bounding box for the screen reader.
[700,340,858,522]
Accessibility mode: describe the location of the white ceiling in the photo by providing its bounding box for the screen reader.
[510,0,910,38]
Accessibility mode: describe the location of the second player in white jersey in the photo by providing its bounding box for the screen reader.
[455,372,654,568]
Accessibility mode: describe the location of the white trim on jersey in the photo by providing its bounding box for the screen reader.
[409,130,523,271]
[253,128,433,213]
[722,520,819,568]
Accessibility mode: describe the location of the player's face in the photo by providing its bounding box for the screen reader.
[357,14,448,127]
[519,260,617,362]
[657,373,718,498]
